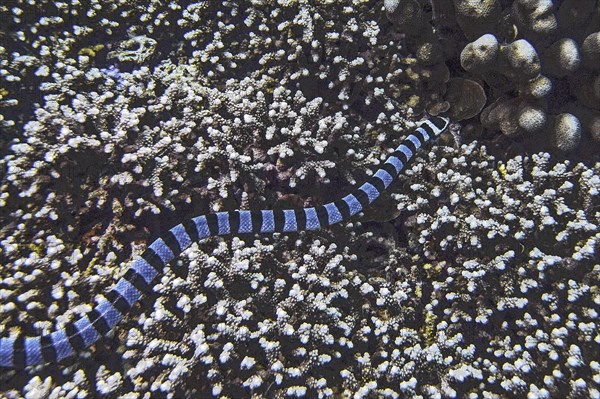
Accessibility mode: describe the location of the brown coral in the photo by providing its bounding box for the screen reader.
[453,0,502,39]
[501,39,542,80]
[460,33,500,72]
[542,38,581,78]
[384,0,426,35]
[550,113,582,152]
[582,32,600,71]
[511,0,558,47]
[519,75,552,99]
[444,77,487,121]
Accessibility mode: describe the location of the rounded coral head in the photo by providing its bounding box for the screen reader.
[460,34,500,72]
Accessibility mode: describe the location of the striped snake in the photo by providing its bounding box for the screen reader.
[0,116,450,369]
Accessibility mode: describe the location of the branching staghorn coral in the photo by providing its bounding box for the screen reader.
[1,114,449,370]
[1,0,599,398]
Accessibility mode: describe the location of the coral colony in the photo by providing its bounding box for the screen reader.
[0,0,599,398]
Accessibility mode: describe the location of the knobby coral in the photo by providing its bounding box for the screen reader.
[1,0,599,398]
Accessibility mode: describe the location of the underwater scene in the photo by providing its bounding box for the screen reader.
[0,0,599,397]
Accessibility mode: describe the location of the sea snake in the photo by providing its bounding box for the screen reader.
[0,116,450,369]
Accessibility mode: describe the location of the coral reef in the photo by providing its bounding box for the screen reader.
[0,0,599,398]
[452,0,599,154]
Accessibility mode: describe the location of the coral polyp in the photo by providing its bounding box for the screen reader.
[1,0,599,398]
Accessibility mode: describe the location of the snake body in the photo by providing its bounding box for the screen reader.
[0,116,450,369]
